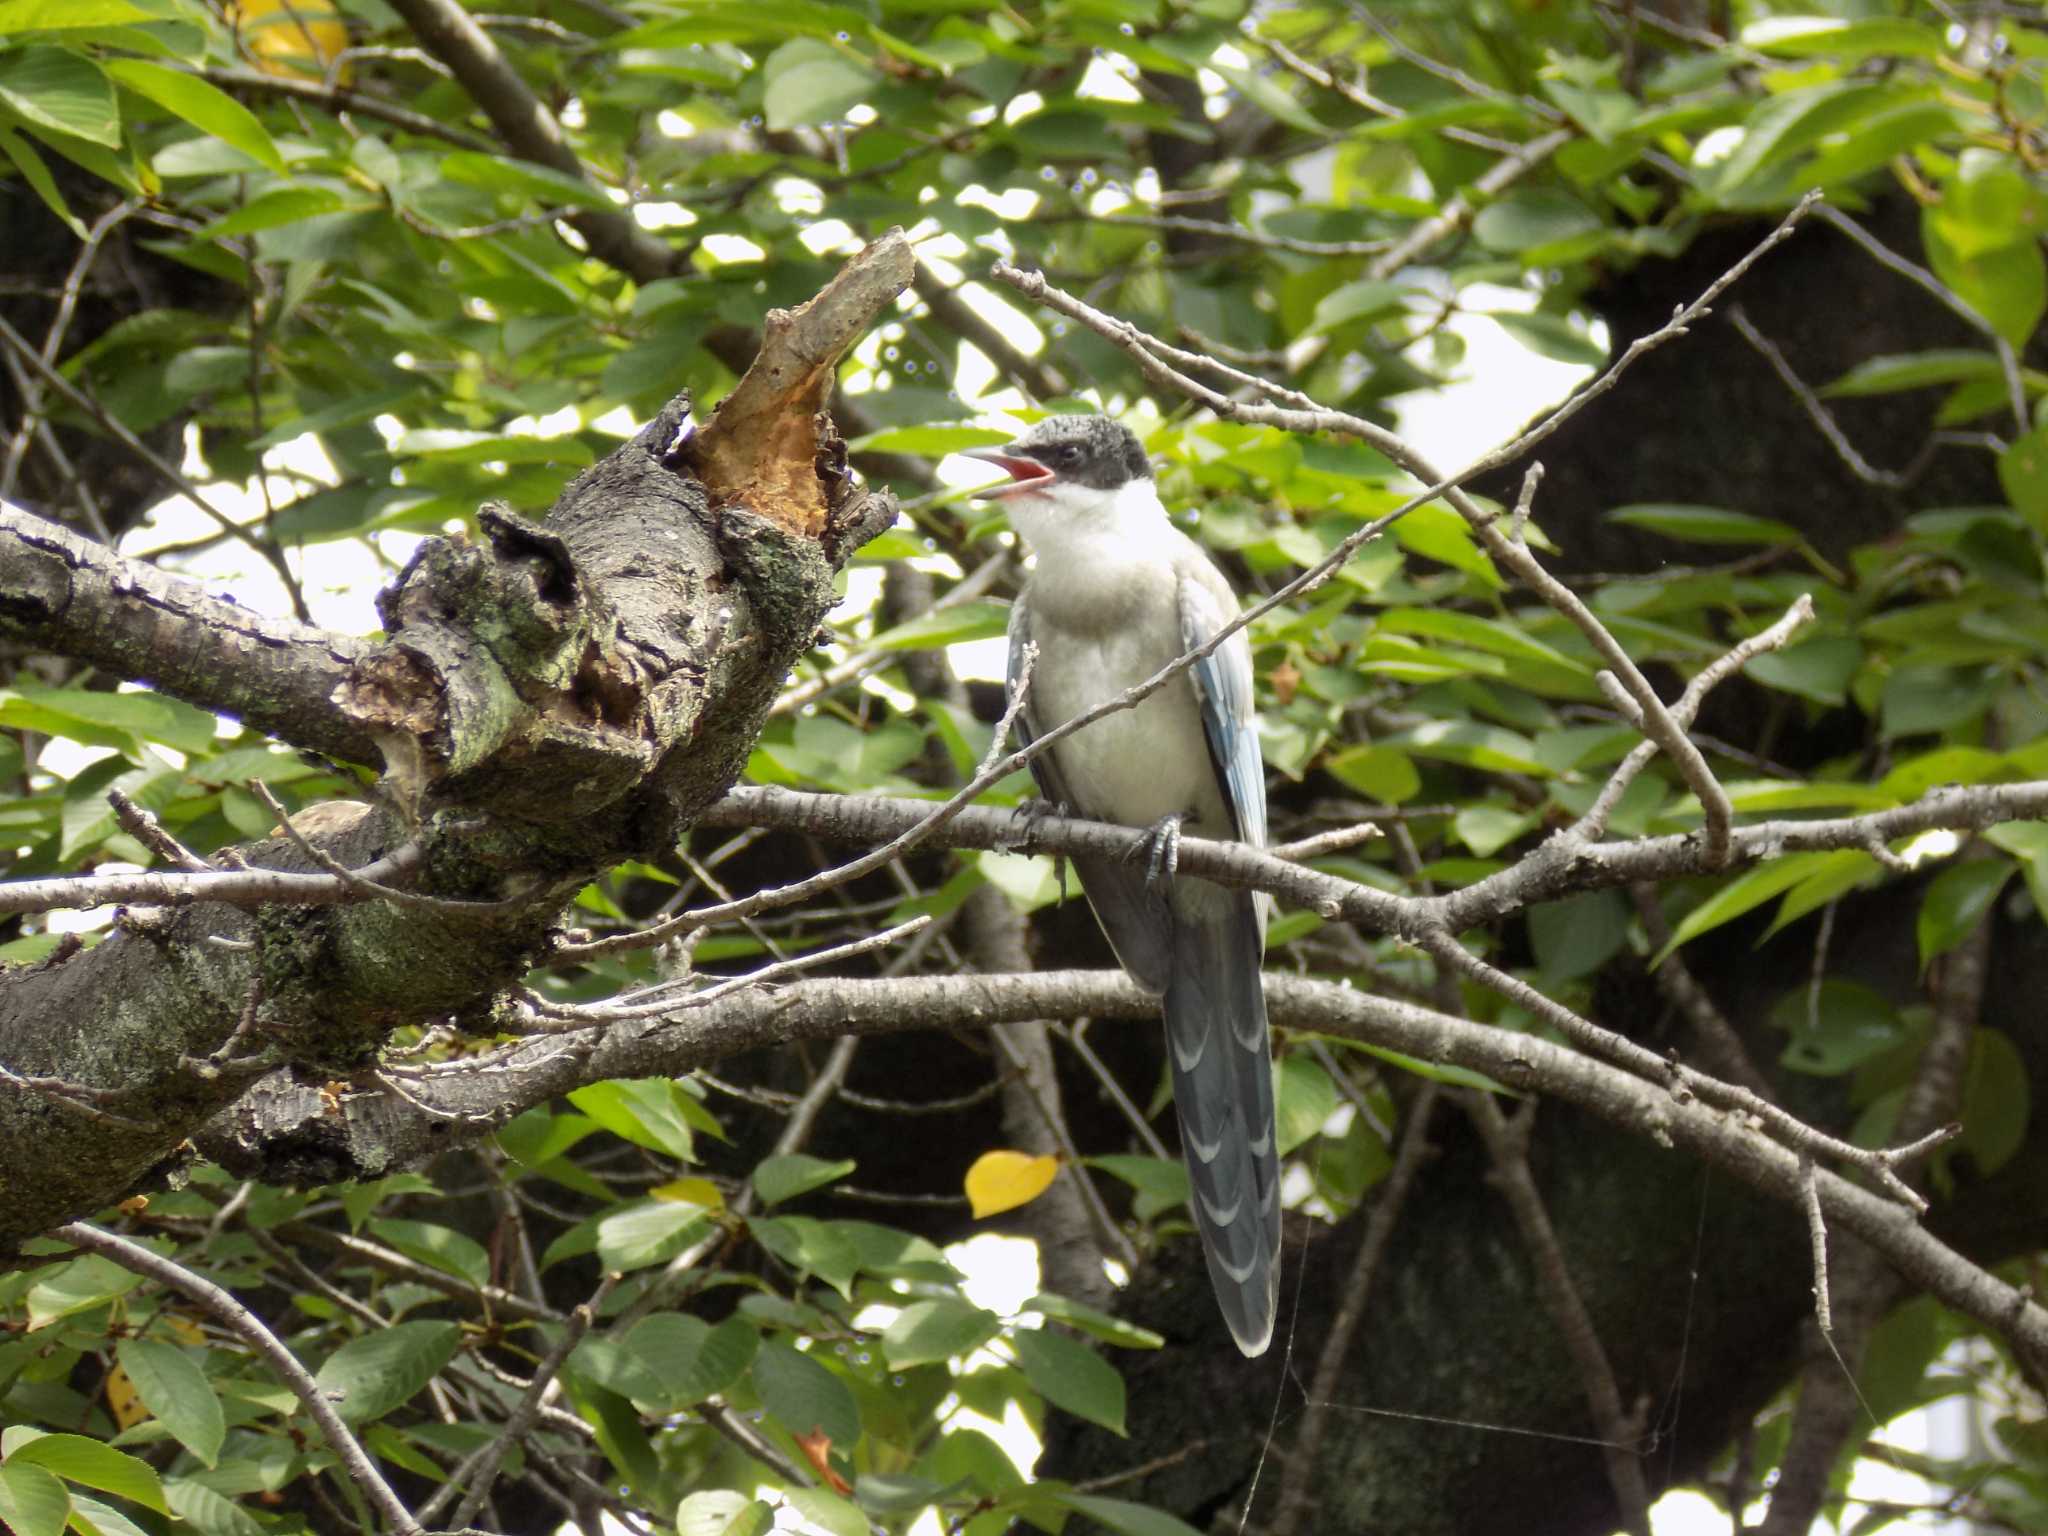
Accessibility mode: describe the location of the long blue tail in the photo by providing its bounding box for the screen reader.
[1163,888,1279,1356]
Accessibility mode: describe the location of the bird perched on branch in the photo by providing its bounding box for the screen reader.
[961,414,1279,1356]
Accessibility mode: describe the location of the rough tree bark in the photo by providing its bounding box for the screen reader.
[0,231,913,1248]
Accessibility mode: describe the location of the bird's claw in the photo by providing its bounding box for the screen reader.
[1139,813,1185,892]
[1005,796,1064,855]
[1009,798,1074,898]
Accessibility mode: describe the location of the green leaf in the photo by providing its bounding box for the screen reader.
[0,688,217,756]
[1021,1294,1164,1350]
[0,48,118,147]
[1740,15,1944,59]
[1529,889,1629,983]
[0,1435,165,1514]
[1985,822,2048,923]
[594,1200,711,1272]
[1823,350,2009,397]
[1376,608,1589,674]
[1998,423,2048,536]
[1060,1493,1205,1536]
[1744,636,1861,707]
[1608,503,1801,545]
[1323,745,1418,804]
[568,1078,698,1159]
[1916,860,2012,973]
[1087,1153,1188,1222]
[1012,1329,1126,1436]
[24,1256,139,1330]
[871,600,1011,652]
[753,1153,856,1207]
[313,1320,461,1425]
[567,1335,663,1404]
[198,183,357,239]
[851,424,1006,455]
[1383,721,1550,778]
[1958,1029,2028,1176]
[1654,852,1847,962]
[114,1339,224,1468]
[65,1493,153,1536]
[439,151,617,211]
[0,125,84,238]
[100,61,284,173]
[1765,850,1882,936]
[1472,191,1601,254]
[882,1299,1000,1369]
[761,39,875,131]
[1924,204,2047,349]
[751,1342,861,1448]
[163,1479,261,1536]
[368,1220,490,1288]
[1305,279,1409,335]
[676,1492,772,1536]
[750,1215,860,1300]
[1454,804,1536,859]
[1392,505,1500,587]
[1274,1052,1336,1157]
[0,1463,69,1536]
[1208,60,1323,134]
[785,1488,866,1536]
[1490,310,1608,368]
[655,1316,757,1407]
[0,0,151,28]
[1771,979,1905,1076]
[1881,665,1998,739]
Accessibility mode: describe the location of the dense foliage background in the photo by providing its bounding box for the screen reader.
[2,3,2047,1536]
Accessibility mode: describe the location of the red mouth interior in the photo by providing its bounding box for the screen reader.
[986,454,1051,486]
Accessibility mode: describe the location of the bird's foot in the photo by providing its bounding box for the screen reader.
[1008,797,1074,898]
[999,798,1064,860]
[1136,812,1186,892]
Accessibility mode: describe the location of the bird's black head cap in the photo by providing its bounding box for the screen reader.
[1009,414,1151,490]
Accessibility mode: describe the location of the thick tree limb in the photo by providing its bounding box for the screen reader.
[0,506,372,762]
[189,968,2048,1370]
[0,241,905,1248]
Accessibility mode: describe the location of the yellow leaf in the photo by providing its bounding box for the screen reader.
[964,1150,1059,1218]
[229,0,350,82]
[104,1364,146,1429]
[650,1177,723,1211]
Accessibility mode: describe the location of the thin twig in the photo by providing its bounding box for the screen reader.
[1470,1095,1652,1536]
[0,313,310,618]
[250,782,525,915]
[428,1274,617,1529]
[109,788,212,873]
[1728,307,1915,489]
[54,1222,424,1536]
[1268,1085,1439,1536]
[1800,1159,1833,1335]
[1810,202,2030,433]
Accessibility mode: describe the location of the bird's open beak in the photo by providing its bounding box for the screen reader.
[961,446,1054,500]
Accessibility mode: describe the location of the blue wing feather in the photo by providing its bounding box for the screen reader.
[1179,581,1267,851]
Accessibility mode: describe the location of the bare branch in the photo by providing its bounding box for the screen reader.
[1811,202,2030,433]
[1470,1095,1652,1536]
[1269,1086,1440,1536]
[53,1222,425,1536]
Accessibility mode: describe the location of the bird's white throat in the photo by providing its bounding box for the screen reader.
[1005,476,1172,581]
